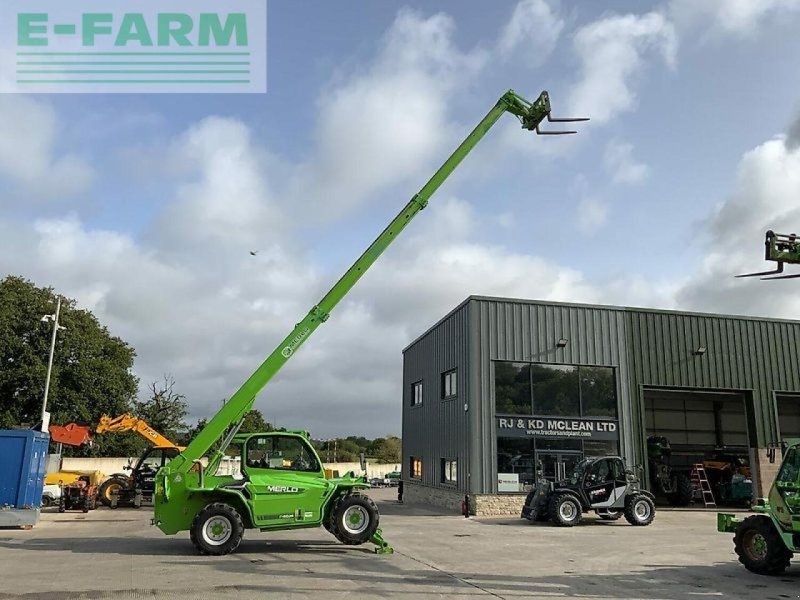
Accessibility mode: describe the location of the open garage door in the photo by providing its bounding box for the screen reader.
[643,388,754,506]
[777,394,800,439]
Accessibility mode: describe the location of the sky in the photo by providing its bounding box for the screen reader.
[3,0,800,437]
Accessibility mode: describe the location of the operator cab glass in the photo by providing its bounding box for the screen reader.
[776,446,800,514]
[245,435,320,473]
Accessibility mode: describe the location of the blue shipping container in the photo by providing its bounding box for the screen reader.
[0,430,49,508]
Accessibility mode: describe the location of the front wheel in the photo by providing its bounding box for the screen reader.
[190,503,244,556]
[734,515,792,575]
[330,493,380,545]
[98,477,128,508]
[549,494,582,527]
[624,495,655,526]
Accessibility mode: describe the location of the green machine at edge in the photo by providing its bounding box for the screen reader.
[153,88,587,556]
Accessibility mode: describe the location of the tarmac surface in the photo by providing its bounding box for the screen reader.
[0,488,797,599]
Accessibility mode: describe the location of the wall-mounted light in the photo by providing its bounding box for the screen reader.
[557,338,568,348]
[693,346,707,356]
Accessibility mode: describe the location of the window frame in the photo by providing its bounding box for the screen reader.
[411,380,423,407]
[441,458,457,485]
[409,456,423,479]
[441,369,457,400]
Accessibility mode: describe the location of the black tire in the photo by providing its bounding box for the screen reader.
[733,515,792,575]
[624,495,656,526]
[98,477,128,508]
[666,473,694,507]
[330,493,380,545]
[190,503,245,556]
[41,496,52,508]
[549,493,582,527]
[597,510,623,521]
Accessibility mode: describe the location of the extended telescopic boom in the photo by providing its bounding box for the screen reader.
[167,89,587,474]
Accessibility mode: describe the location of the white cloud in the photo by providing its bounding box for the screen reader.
[677,131,800,318]
[295,9,488,218]
[0,96,93,201]
[576,196,608,233]
[604,139,650,184]
[498,0,564,64]
[568,12,677,124]
[670,0,800,37]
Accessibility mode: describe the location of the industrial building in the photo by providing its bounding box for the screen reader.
[401,296,800,514]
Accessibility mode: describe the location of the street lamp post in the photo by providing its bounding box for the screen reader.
[40,297,66,431]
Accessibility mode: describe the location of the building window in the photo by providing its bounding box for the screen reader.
[410,456,423,479]
[494,361,618,420]
[532,364,580,416]
[411,381,423,406]
[494,362,532,415]
[441,369,457,399]
[441,459,457,484]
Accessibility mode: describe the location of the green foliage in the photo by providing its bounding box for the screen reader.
[312,435,402,464]
[0,277,139,455]
[132,375,188,442]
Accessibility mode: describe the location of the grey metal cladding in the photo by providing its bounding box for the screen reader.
[626,309,800,449]
[402,301,470,492]
[469,298,632,493]
[403,295,800,494]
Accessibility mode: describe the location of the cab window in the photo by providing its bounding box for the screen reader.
[246,436,320,473]
[777,448,799,484]
[586,459,613,483]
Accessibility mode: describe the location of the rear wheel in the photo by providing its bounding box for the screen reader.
[733,515,792,575]
[330,493,379,545]
[624,495,655,526]
[666,474,694,507]
[190,503,244,556]
[549,494,582,527]
[98,477,128,508]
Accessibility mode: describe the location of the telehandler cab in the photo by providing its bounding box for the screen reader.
[152,88,588,555]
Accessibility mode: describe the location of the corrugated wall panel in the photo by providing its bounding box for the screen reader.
[403,297,800,495]
[626,309,800,453]
[401,302,470,493]
[467,298,633,494]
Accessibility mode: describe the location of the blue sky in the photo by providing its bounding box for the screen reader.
[3,0,800,436]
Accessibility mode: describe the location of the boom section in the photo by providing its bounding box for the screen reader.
[170,89,576,472]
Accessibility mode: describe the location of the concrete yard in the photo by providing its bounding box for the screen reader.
[0,488,796,600]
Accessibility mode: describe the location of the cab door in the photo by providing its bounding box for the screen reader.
[584,458,616,507]
[242,434,331,528]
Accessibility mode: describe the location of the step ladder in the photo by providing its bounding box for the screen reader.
[690,464,716,508]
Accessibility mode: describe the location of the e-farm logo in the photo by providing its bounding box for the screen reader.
[2,0,266,93]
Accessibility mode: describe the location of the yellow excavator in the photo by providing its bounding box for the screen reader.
[94,414,184,508]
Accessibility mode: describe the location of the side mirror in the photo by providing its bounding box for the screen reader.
[767,445,776,464]
[359,452,367,473]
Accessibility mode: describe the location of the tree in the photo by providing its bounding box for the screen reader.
[373,435,401,463]
[0,277,138,445]
[239,409,275,433]
[132,375,188,441]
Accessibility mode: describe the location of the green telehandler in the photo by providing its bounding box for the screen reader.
[718,439,800,574]
[719,231,800,574]
[152,88,588,556]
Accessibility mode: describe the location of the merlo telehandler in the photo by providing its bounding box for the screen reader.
[151,88,587,555]
[718,439,800,574]
[721,231,800,574]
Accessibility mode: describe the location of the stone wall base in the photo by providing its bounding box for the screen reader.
[402,482,527,516]
[402,482,464,513]
[751,446,783,499]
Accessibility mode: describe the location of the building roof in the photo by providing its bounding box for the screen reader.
[402,294,800,353]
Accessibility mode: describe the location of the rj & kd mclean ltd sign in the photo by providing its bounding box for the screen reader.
[1,0,266,94]
[496,416,619,440]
